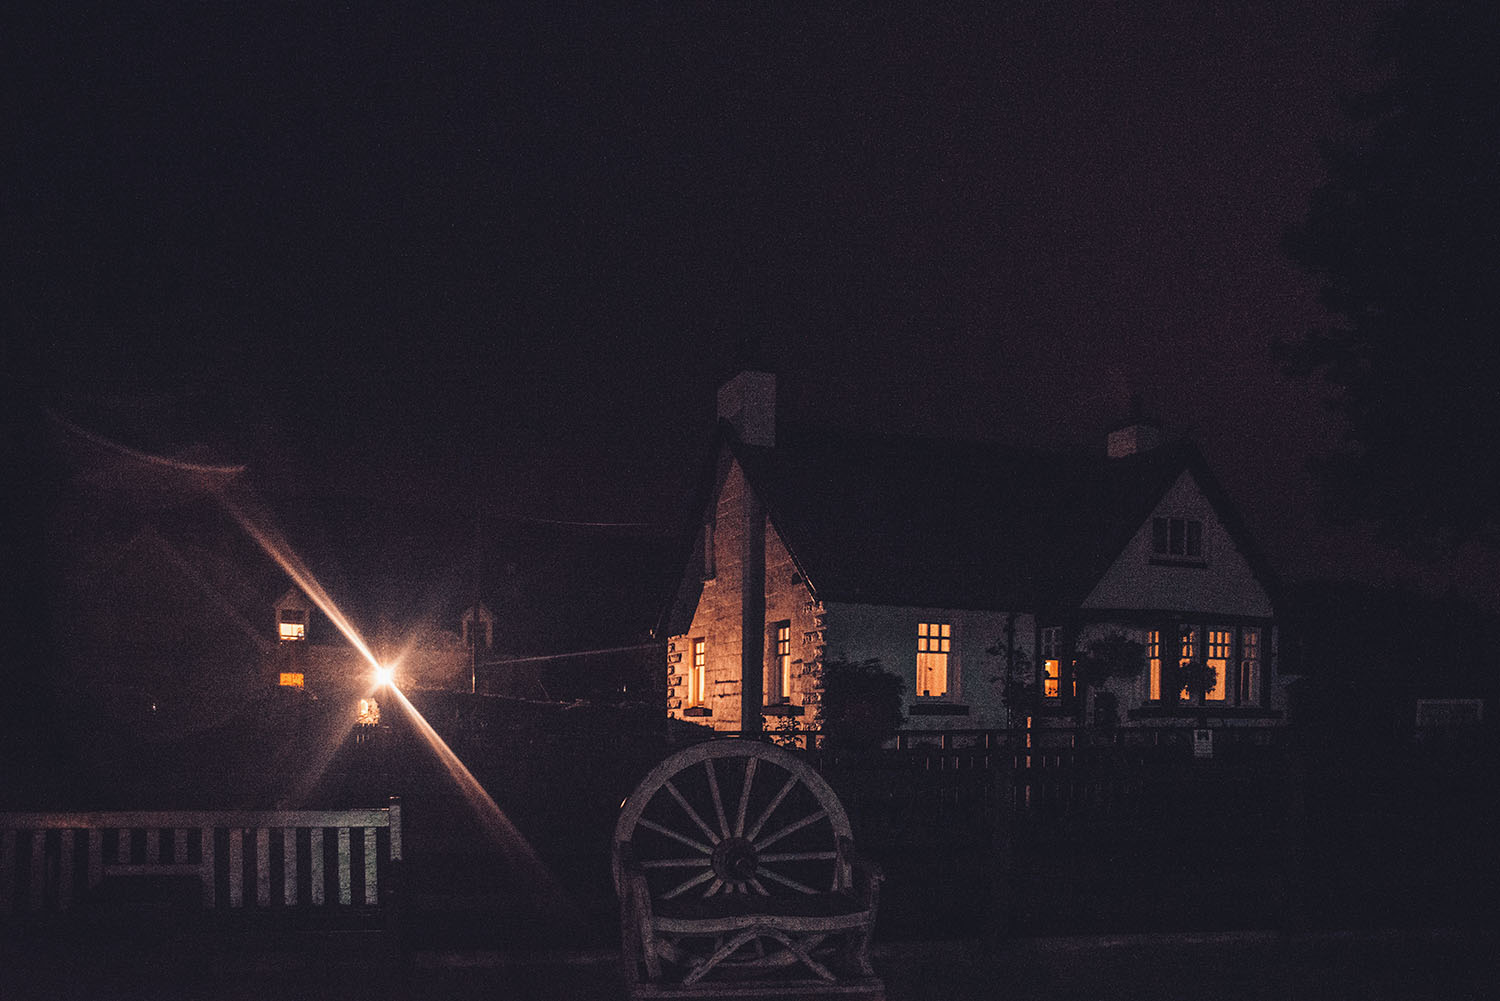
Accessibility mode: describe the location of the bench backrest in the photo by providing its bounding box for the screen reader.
[0,799,401,916]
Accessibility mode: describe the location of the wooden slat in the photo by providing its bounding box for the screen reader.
[58,829,74,911]
[1,829,15,914]
[103,863,202,877]
[283,828,297,906]
[387,798,402,862]
[364,827,377,905]
[310,828,324,905]
[256,828,270,906]
[228,829,243,907]
[145,828,160,864]
[87,829,102,889]
[337,827,351,906]
[0,808,394,831]
[29,830,45,911]
[200,826,215,908]
[117,828,130,865]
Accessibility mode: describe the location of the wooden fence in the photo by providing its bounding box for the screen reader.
[728,723,1290,819]
[0,798,401,918]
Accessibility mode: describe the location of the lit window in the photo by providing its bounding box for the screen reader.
[1146,629,1162,700]
[689,638,706,706]
[1177,625,1199,701]
[1041,627,1062,699]
[1204,629,1231,701]
[1238,628,1260,705]
[916,622,951,697]
[357,698,380,725]
[279,608,307,642]
[768,622,791,704]
[1152,517,1204,560]
[279,672,304,688]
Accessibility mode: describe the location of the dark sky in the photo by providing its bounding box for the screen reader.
[12,2,1491,604]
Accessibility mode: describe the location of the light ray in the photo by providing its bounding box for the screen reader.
[221,493,384,673]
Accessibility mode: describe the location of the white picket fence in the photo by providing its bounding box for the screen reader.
[0,798,401,916]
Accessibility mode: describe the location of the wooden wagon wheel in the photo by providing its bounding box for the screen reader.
[613,740,853,908]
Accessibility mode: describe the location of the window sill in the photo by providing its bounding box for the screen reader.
[683,706,713,717]
[909,702,970,716]
[762,703,805,718]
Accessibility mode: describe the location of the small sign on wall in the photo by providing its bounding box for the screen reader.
[1193,728,1214,759]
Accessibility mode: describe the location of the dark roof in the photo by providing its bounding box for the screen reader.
[717,422,1271,613]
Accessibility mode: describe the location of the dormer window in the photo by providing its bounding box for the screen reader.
[1151,516,1204,564]
[279,608,307,642]
[461,605,493,650]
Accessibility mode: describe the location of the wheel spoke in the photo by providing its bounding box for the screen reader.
[662,867,715,900]
[759,851,838,862]
[755,809,827,852]
[758,867,818,895]
[640,857,714,869]
[703,878,724,898]
[664,779,721,844]
[705,760,730,838]
[638,818,712,855]
[734,756,757,837]
[748,877,770,896]
[746,773,799,841]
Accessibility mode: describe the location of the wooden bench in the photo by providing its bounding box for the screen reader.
[613,741,883,999]
[0,799,401,933]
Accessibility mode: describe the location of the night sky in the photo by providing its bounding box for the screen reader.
[11,1,1490,605]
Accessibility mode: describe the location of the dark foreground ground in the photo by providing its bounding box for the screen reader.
[3,927,1497,1001]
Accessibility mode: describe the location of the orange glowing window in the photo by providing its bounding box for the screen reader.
[1147,629,1162,700]
[1041,626,1061,699]
[689,638,706,706]
[768,622,792,704]
[1204,629,1231,701]
[279,672,305,688]
[1176,624,1200,701]
[279,608,307,642]
[916,622,951,697]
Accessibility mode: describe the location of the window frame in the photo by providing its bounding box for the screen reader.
[1041,626,1062,699]
[278,608,307,642]
[689,638,707,707]
[916,621,955,699]
[1150,515,1206,566]
[767,621,792,705]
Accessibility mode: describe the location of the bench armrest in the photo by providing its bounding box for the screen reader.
[837,836,884,910]
[616,840,662,981]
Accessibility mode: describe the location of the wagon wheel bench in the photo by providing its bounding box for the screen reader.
[612,740,884,1000]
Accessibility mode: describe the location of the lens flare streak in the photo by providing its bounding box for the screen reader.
[222,495,383,673]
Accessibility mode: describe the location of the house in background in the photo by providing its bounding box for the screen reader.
[269,588,483,695]
[659,370,1288,737]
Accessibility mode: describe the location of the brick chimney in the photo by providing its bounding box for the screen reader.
[1106,395,1162,458]
[717,370,776,447]
[1107,423,1163,458]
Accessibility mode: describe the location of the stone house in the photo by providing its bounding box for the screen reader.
[659,371,1288,736]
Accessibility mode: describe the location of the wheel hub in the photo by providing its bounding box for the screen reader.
[710,837,760,882]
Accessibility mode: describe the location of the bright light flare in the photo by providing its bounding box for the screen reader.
[221,494,384,674]
[218,482,578,924]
